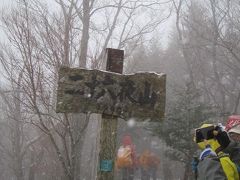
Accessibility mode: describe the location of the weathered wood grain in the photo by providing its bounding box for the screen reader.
[56,66,166,121]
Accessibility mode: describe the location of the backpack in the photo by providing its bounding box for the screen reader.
[196,152,239,180]
[223,141,240,176]
[197,156,228,180]
[116,146,133,168]
[139,151,159,169]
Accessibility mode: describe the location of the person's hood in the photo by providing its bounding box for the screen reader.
[228,125,240,134]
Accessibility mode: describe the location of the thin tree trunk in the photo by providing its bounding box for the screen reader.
[183,163,191,180]
[75,1,92,178]
[15,83,24,180]
[79,0,90,67]
[210,0,226,119]
[233,91,240,114]
[72,113,90,180]
[28,151,35,180]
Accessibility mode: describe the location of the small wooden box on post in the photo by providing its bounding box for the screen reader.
[56,48,166,180]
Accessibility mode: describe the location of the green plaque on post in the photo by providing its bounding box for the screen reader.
[100,160,113,172]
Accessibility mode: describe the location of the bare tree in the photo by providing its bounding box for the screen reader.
[0,72,44,180]
[171,0,240,116]
[169,0,238,178]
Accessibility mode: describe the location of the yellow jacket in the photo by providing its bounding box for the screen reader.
[218,152,239,180]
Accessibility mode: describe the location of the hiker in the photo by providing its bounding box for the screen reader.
[139,149,160,180]
[224,115,240,174]
[116,134,136,180]
[193,123,239,180]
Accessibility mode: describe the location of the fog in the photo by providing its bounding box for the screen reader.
[0,0,239,180]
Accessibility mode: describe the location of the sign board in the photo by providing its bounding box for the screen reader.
[56,66,166,121]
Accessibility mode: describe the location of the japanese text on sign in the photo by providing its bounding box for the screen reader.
[56,67,166,121]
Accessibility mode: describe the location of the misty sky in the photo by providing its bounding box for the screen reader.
[0,0,173,48]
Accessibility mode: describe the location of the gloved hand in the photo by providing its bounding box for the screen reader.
[214,125,231,152]
[199,145,217,161]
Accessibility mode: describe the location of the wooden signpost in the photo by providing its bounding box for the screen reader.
[56,48,166,180]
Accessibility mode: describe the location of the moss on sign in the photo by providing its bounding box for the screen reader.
[56,66,166,121]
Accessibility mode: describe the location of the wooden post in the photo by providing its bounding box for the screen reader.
[97,48,124,180]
